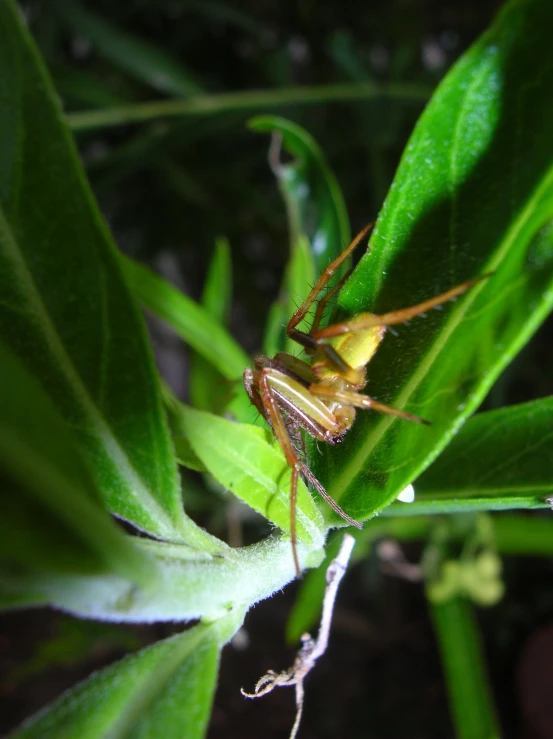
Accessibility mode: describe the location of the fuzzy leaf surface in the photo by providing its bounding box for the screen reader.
[0,1,185,540]
[0,343,154,595]
[10,613,242,739]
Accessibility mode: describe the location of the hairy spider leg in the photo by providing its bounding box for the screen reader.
[286,223,374,337]
[309,265,354,336]
[309,384,430,425]
[313,275,489,340]
[285,225,374,378]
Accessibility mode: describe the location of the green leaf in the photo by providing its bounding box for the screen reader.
[55,1,202,97]
[282,233,318,355]
[388,397,553,515]
[0,2,186,541]
[0,342,154,590]
[122,255,249,380]
[175,404,326,550]
[316,0,553,524]
[249,116,351,354]
[429,597,500,739]
[10,612,243,739]
[7,619,140,688]
[189,236,235,413]
[261,297,288,359]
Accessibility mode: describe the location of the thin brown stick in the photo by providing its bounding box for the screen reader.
[241,534,356,739]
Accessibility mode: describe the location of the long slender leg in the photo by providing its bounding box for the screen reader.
[312,275,489,340]
[258,370,306,576]
[310,384,430,425]
[309,267,353,336]
[257,370,362,574]
[287,223,373,336]
[298,460,362,529]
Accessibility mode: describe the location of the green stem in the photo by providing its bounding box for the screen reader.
[429,596,500,739]
[365,512,553,556]
[383,495,549,517]
[66,82,433,132]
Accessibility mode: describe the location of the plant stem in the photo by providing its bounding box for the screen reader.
[429,596,500,739]
[66,82,433,132]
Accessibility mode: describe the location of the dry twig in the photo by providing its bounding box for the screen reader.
[241,534,356,738]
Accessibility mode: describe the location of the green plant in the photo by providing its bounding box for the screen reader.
[2,0,553,737]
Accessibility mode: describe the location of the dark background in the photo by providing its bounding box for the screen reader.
[3,1,553,737]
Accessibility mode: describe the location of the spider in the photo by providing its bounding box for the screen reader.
[244,224,483,575]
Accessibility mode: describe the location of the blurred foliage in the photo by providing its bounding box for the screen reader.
[26,0,501,356]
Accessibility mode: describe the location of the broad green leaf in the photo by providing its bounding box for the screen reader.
[122,255,249,380]
[315,0,553,524]
[10,612,243,739]
[55,1,202,97]
[175,404,325,550]
[429,597,500,739]
[387,397,553,515]
[0,343,154,589]
[249,116,351,354]
[0,1,186,541]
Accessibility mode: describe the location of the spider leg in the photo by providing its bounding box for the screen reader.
[287,223,373,336]
[258,369,307,576]
[310,384,430,425]
[312,275,490,340]
[309,266,353,336]
[298,460,362,529]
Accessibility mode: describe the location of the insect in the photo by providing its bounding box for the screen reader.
[244,224,483,575]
